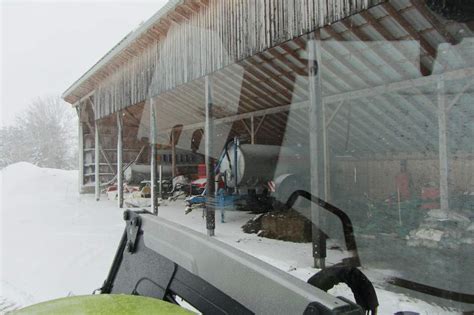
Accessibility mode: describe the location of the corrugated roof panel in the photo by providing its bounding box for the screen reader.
[379,16,406,38]
[403,8,432,31]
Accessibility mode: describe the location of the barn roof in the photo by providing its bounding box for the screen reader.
[62,0,181,104]
[64,0,474,156]
[62,0,384,105]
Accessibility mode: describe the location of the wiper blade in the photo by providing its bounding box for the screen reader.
[286,190,359,260]
[388,277,474,304]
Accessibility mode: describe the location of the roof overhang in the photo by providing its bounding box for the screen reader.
[62,0,182,105]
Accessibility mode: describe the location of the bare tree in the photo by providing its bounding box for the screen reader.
[0,96,77,169]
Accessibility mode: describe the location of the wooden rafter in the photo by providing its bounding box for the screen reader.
[382,2,437,58]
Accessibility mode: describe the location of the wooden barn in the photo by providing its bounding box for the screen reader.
[63,0,473,294]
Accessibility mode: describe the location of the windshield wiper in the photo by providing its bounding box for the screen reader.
[286,189,360,266]
[287,190,474,305]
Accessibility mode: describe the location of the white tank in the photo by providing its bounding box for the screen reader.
[219,144,302,188]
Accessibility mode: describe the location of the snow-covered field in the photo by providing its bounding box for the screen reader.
[0,163,460,314]
[0,163,124,310]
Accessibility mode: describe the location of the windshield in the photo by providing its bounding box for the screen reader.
[137,4,474,313]
[2,1,473,314]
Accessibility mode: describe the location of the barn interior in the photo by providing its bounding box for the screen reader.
[64,0,474,309]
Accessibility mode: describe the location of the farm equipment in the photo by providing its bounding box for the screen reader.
[185,188,243,222]
[185,138,309,216]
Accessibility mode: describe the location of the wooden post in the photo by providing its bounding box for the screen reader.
[205,76,215,237]
[323,96,330,202]
[95,120,100,201]
[233,137,239,193]
[250,115,255,144]
[437,76,449,213]
[171,130,177,178]
[77,105,84,194]
[159,164,163,199]
[308,36,327,269]
[150,99,159,215]
[117,112,124,208]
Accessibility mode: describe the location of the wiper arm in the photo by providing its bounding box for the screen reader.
[286,190,359,265]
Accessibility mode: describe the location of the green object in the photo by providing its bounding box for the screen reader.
[13,294,194,315]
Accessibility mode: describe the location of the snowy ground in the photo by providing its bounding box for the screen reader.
[0,163,460,314]
[0,163,124,309]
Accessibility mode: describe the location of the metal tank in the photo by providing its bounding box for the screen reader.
[125,164,174,184]
[219,144,303,189]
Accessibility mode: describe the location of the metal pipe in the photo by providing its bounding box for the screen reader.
[438,76,449,213]
[308,36,326,269]
[233,137,239,193]
[205,76,215,236]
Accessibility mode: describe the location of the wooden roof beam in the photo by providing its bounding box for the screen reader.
[410,0,457,45]
[266,48,307,76]
[322,26,391,83]
[382,2,437,58]
[359,10,431,76]
[174,7,191,20]
[247,54,308,98]
[241,61,293,100]
[246,59,392,151]
[214,68,293,128]
[182,1,201,14]
[291,37,370,91]
[167,11,184,24]
[244,56,296,94]
[296,37,419,151]
[292,37,376,87]
[213,69,281,117]
[239,77,290,108]
[340,19,419,79]
[344,12,440,113]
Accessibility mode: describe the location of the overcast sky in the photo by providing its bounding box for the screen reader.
[0,0,168,126]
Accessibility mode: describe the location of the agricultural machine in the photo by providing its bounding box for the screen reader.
[185,138,310,216]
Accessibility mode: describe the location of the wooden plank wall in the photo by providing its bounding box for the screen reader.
[94,0,384,119]
[331,153,474,202]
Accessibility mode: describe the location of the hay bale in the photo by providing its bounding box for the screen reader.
[242,210,313,242]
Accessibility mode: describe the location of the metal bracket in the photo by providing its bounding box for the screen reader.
[123,210,142,253]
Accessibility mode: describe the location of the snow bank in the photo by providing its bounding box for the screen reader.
[0,162,124,307]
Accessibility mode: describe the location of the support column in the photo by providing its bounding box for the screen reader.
[77,105,84,194]
[171,130,177,178]
[308,36,327,269]
[323,102,330,202]
[250,115,255,144]
[159,165,163,199]
[150,99,159,215]
[117,112,124,208]
[205,76,215,237]
[95,120,100,201]
[437,76,449,213]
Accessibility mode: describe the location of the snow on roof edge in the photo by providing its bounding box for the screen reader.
[61,0,182,104]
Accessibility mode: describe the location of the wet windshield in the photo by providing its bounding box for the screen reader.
[134,3,473,313]
[2,0,473,314]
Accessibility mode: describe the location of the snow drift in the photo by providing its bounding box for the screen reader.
[0,162,123,307]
